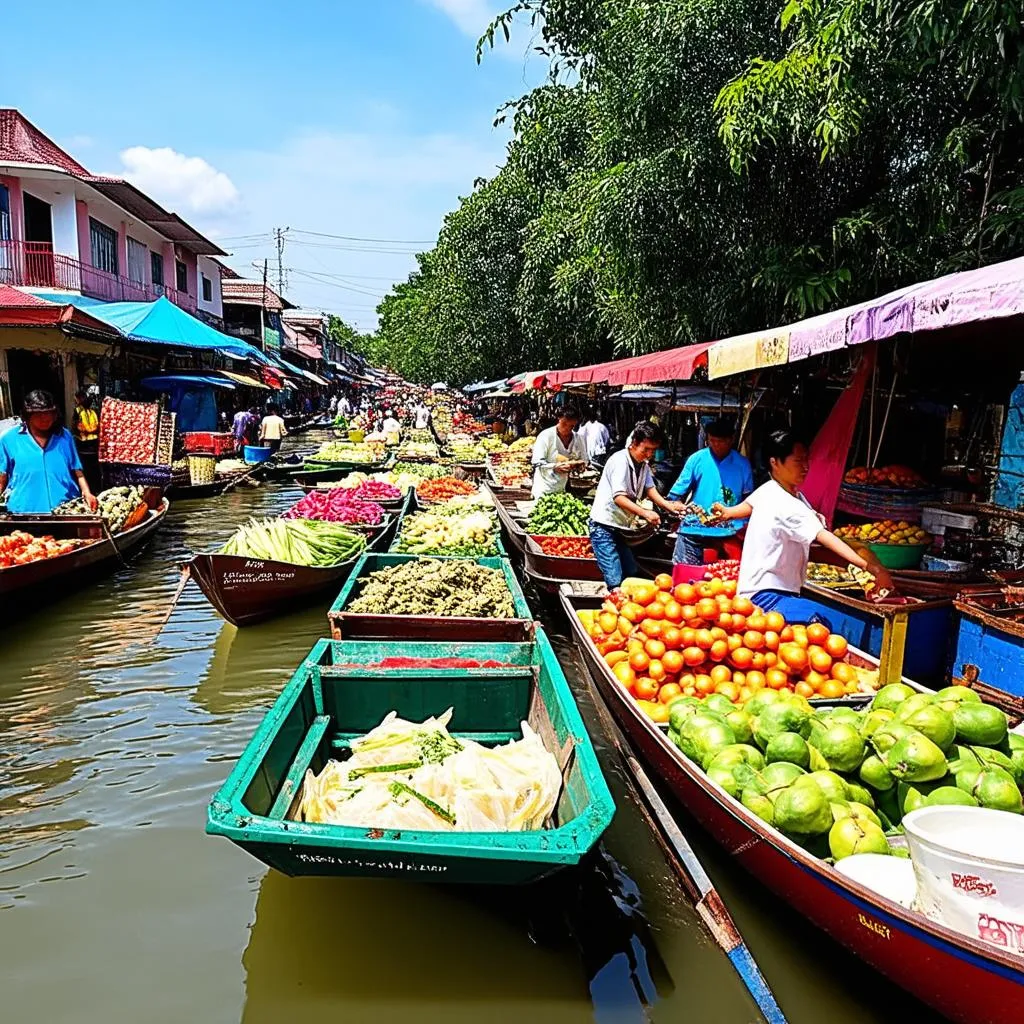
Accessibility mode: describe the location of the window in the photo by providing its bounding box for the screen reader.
[127,237,148,285]
[89,218,118,275]
[151,251,164,287]
[201,273,212,302]
[0,185,10,242]
[175,259,188,294]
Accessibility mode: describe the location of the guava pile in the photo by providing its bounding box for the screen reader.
[666,683,1023,862]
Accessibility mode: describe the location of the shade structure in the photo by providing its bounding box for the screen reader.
[221,370,271,390]
[140,374,236,391]
[0,285,119,337]
[605,342,714,386]
[278,357,329,386]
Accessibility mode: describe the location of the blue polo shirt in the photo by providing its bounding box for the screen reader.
[669,447,754,537]
[0,426,83,513]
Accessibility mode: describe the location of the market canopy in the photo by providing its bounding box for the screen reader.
[463,378,506,394]
[0,285,120,339]
[140,374,236,391]
[220,370,271,390]
[546,342,713,388]
[278,357,329,387]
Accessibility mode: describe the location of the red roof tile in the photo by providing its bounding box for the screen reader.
[0,110,90,175]
[221,279,294,311]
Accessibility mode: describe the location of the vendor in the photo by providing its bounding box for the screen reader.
[669,418,754,565]
[531,404,588,499]
[710,430,894,622]
[259,403,288,453]
[71,390,99,444]
[0,390,98,514]
[589,421,687,589]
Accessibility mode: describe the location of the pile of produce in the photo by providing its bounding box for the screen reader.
[282,489,385,525]
[0,531,86,568]
[396,509,498,556]
[220,518,366,566]
[214,458,248,475]
[703,559,739,582]
[488,448,532,486]
[350,479,401,503]
[480,435,506,452]
[395,440,439,461]
[310,441,382,464]
[806,563,857,587]
[431,406,453,437]
[665,682,1023,864]
[392,461,448,479]
[56,485,146,532]
[580,574,873,715]
[835,520,932,547]
[448,441,489,463]
[417,476,477,503]
[98,397,159,464]
[844,465,928,488]
[406,428,434,444]
[297,708,561,832]
[526,493,590,536]
[533,536,593,558]
[347,558,516,617]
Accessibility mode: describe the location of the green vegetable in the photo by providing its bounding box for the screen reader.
[526,492,590,536]
[396,508,499,557]
[220,518,365,566]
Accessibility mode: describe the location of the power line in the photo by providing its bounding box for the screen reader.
[289,228,437,245]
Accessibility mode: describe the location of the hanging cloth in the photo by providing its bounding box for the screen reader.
[802,345,875,527]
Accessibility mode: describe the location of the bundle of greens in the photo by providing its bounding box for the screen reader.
[219,518,366,566]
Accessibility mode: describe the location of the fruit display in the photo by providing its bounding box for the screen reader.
[309,441,383,465]
[0,531,86,568]
[844,465,928,488]
[579,574,875,713]
[416,476,477,503]
[392,461,449,480]
[56,486,146,533]
[347,558,516,617]
[349,479,402,503]
[703,559,739,582]
[395,440,439,461]
[533,536,593,559]
[663,682,1023,864]
[526,493,590,536]
[488,448,532,486]
[405,428,434,444]
[395,508,499,556]
[835,520,932,547]
[448,441,489,463]
[220,518,366,566]
[282,490,386,526]
[806,563,858,588]
[97,397,160,465]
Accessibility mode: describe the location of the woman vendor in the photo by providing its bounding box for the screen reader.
[709,429,893,622]
[0,390,98,514]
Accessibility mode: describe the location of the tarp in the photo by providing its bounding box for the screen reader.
[0,285,119,337]
[278,357,329,386]
[140,374,236,391]
[606,343,714,386]
[463,378,507,394]
[221,370,271,390]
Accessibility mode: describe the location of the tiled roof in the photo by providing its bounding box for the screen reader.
[0,110,90,174]
[0,284,51,308]
[221,279,295,311]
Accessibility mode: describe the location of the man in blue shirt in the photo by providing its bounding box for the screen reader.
[668,418,754,564]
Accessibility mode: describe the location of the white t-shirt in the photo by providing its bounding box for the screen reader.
[579,420,610,460]
[414,405,430,429]
[531,425,588,499]
[383,416,401,434]
[738,480,823,597]
[260,414,286,441]
[590,449,655,529]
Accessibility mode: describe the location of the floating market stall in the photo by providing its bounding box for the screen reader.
[205,629,614,883]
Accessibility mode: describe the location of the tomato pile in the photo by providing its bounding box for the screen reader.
[580,573,864,723]
[416,476,477,503]
[533,535,593,559]
[0,531,85,568]
[703,559,739,581]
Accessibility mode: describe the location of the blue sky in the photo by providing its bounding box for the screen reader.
[0,0,545,328]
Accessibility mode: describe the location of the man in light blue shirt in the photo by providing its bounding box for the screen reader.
[668,419,754,564]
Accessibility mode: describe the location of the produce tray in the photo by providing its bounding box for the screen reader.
[328,553,534,642]
[387,529,508,558]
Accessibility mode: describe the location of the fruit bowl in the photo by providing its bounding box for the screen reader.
[866,541,929,569]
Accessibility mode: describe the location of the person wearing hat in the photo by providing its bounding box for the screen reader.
[0,390,98,513]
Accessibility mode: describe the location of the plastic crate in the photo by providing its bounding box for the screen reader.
[183,432,235,456]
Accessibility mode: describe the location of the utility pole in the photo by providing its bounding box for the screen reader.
[274,227,288,294]
[260,258,269,352]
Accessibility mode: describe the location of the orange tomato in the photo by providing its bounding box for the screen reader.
[655,573,674,591]
[710,626,729,642]
[658,682,682,704]
[613,662,637,692]
[717,612,734,631]
[746,613,767,633]
[662,650,684,675]
[732,596,755,617]
[763,630,780,651]
[694,674,715,695]
[750,652,767,671]
[662,600,684,623]
[673,583,697,605]
[723,580,738,597]
[620,602,647,624]
[763,651,778,668]
[825,633,849,660]
[680,672,696,689]
[644,638,667,660]
[764,611,786,633]
[680,627,697,647]
[710,639,730,662]
[695,628,715,650]
[645,602,665,620]
[780,625,794,642]
[727,634,744,652]
[716,595,733,612]
[779,643,809,673]
[682,646,706,668]
[743,629,765,651]
[732,670,747,686]
[806,622,830,646]
[630,583,658,607]
[731,613,748,633]
[818,678,846,699]
[710,664,733,685]
[707,577,725,596]
[745,670,766,690]
[808,647,833,674]
[662,626,683,650]
[697,582,715,600]
[730,646,754,670]
[696,598,719,621]
[634,676,660,700]
[714,680,739,702]
[794,680,814,698]
[766,668,791,690]
[804,670,829,691]
[640,619,664,638]
[831,662,856,684]
[680,605,698,624]
[648,659,667,682]
[629,650,650,672]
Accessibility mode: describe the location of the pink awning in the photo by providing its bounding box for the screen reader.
[545,342,713,387]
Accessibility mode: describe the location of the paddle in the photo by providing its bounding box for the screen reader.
[586,682,788,1024]
[97,513,128,570]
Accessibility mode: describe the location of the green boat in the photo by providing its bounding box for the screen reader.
[206,629,615,883]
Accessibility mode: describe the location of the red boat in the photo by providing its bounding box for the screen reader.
[559,585,1024,1024]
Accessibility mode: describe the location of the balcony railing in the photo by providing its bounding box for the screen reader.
[0,240,196,314]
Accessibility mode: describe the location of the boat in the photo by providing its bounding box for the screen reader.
[205,628,615,882]
[485,484,533,558]
[291,462,389,487]
[558,583,1024,1024]
[187,516,399,628]
[0,499,169,612]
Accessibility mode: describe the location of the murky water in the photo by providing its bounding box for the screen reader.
[1,433,920,1024]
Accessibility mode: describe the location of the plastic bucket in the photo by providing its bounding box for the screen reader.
[243,445,273,464]
[834,853,917,908]
[903,806,1024,954]
[188,454,216,486]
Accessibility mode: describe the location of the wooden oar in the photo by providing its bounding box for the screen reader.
[587,688,787,1024]
[97,513,129,570]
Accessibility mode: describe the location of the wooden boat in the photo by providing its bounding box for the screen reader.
[0,499,169,611]
[559,584,1024,1024]
[187,516,398,628]
[522,534,603,593]
[485,484,533,558]
[292,463,389,487]
[205,628,615,883]
[328,552,534,642]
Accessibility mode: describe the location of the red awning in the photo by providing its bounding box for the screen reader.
[546,341,713,388]
[0,285,118,336]
[545,357,623,387]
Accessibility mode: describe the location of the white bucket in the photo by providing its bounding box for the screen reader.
[834,853,917,908]
[903,807,1024,956]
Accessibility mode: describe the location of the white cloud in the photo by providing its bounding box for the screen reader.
[423,0,498,38]
[116,146,240,216]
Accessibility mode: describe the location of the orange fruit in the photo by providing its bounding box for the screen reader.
[694,674,715,695]
[655,573,674,591]
[662,650,684,675]
[780,625,794,642]
[825,634,849,660]
[707,577,725,596]
[818,678,846,699]
[766,668,790,690]
[763,651,778,668]
[631,583,658,607]
[732,596,754,616]
[710,639,730,662]
[645,602,665,620]
[745,670,766,690]
[634,676,660,701]
[695,628,715,651]
[779,643,809,673]
[743,629,765,651]
[663,600,684,623]
[662,626,683,650]
[731,613,748,633]
[806,622,830,645]
[727,634,744,652]
[604,650,630,667]
[746,612,767,633]
[629,649,651,672]
[680,605,698,623]
[613,662,637,692]
[673,583,696,605]
[697,582,715,599]
[794,681,814,698]
[710,664,732,685]
[714,680,739,702]
[763,630,780,651]
[717,612,734,631]
[738,686,753,702]
[809,647,833,674]
[730,646,754,670]
[598,610,619,634]
[804,670,829,691]
[723,580,738,597]
[732,671,747,686]
[696,598,719,621]
[640,619,663,638]
[680,627,697,647]
[831,662,856,684]
[716,595,733,612]
[648,659,666,682]
[683,646,706,668]
[620,602,646,624]
[764,611,786,633]
[750,652,767,671]
[648,702,671,723]
[645,638,667,660]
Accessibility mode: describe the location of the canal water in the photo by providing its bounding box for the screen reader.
[0,437,921,1024]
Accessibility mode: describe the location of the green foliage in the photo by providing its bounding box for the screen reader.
[373,0,1024,385]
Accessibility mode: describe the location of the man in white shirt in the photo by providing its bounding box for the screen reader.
[530,405,588,499]
[259,404,288,453]
[589,420,686,588]
[382,410,402,436]
[413,402,431,430]
[579,408,611,466]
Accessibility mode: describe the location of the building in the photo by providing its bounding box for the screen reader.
[0,110,226,323]
[219,267,294,355]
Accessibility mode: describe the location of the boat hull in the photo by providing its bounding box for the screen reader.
[559,588,1024,1024]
